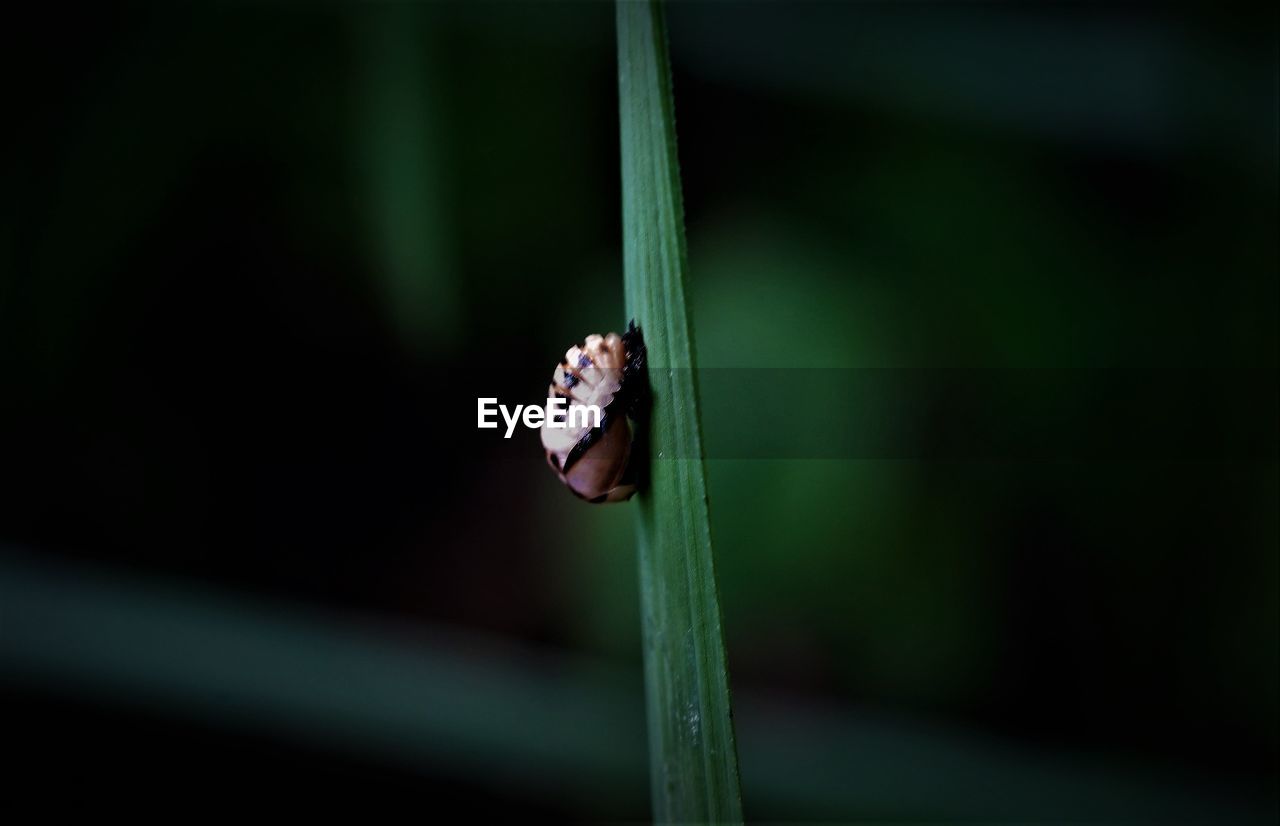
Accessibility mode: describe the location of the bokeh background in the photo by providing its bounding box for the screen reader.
[2,1,1276,820]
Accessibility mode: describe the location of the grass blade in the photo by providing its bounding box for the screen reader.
[616,2,744,822]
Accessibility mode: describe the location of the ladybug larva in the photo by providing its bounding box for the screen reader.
[541,321,647,504]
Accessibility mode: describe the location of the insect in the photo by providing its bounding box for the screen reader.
[542,321,647,503]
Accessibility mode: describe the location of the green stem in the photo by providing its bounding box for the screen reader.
[617,2,743,822]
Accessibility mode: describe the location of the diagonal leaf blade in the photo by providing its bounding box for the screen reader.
[616,2,743,822]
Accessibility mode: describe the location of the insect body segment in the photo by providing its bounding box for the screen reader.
[541,322,647,504]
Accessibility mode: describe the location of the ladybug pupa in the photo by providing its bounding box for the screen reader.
[541,321,647,503]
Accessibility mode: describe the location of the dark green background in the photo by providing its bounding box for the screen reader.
[2,2,1276,820]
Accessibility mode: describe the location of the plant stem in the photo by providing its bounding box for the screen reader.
[616,2,743,822]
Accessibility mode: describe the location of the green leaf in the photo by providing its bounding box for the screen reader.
[616,2,744,822]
